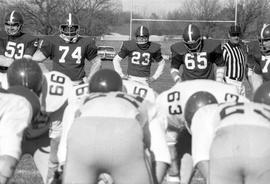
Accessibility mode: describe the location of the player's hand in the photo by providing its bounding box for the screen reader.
[121,75,129,80]
[147,77,156,84]
[32,111,50,129]
[49,170,63,184]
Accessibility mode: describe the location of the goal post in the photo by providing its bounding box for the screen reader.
[129,0,238,39]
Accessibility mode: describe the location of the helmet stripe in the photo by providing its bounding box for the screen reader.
[68,13,72,26]
[261,24,269,39]
[140,26,143,36]
[10,10,15,23]
[188,24,193,42]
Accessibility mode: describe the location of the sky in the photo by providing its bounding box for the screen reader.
[121,0,183,16]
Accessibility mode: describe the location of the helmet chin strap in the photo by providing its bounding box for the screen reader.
[136,41,150,50]
[59,34,79,43]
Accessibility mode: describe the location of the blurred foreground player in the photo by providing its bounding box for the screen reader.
[209,82,270,184]
[61,69,170,184]
[0,58,42,183]
[184,82,270,184]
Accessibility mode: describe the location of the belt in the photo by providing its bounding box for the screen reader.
[225,77,242,87]
[225,76,242,82]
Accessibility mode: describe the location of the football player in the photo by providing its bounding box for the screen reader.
[113,25,166,85]
[0,10,39,88]
[170,24,225,83]
[247,24,270,93]
[32,13,101,85]
[58,69,170,184]
[155,79,249,183]
[0,58,42,184]
[185,81,270,184]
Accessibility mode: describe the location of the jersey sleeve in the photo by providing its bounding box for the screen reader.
[24,36,39,56]
[117,41,130,59]
[57,102,80,165]
[0,97,32,159]
[170,44,184,70]
[85,39,98,61]
[191,105,218,166]
[149,112,171,164]
[39,37,53,58]
[0,38,6,55]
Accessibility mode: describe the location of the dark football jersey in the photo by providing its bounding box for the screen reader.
[170,39,224,81]
[118,40,163,77]
[247,40,270,81]
[39,36,97,81]
[1,32,38,59]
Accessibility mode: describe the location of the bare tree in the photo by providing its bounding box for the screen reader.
[3,0,121,35]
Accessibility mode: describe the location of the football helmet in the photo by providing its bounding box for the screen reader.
[253,81,270,105]
[183,24,202,52]
[59,13,80,42]
[89,69,123,93]
[135,26,150,45]
[259,24,270,54]
[4,10,24,36]
[184,91,217,128]
[7,58,43,96]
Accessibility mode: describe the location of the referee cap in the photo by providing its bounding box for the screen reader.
[229,25,241,36]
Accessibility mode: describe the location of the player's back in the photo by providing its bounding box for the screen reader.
[80,92,150,122]
[216,102,270,131]
[41,71,73,113]
[0,91,33,146]
[0,91,31,116]
[123,79,158,103]
[156,79,248,129]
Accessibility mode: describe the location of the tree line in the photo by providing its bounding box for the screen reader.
[0,0,269,40]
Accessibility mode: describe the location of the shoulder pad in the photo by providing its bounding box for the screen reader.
[8,86,40,117]
[41,71,72,112]
[171,42,187,55]
[69,83,89,103]
[149,42,161,50]
[122,40,136,50]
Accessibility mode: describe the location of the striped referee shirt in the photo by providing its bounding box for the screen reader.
[222,41,246,81]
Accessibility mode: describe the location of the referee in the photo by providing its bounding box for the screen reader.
[222,25,247,96]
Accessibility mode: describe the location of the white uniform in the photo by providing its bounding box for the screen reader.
[156,79,249,182]
[68,79,158,104]
[122,79,158,103]
[0,92,33,160]
[0,90,37,180]
[59,92,170,184]
[156,79,249,130]
[0,73,8,89]
[21,71,72,183]
[192,102,270,184]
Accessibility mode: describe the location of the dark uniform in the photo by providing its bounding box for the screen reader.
[0,32,38,71]
[39,36,98,81]
[118,40,163,78]
[247,40,270,82]
[171,39,224,81]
